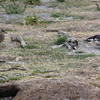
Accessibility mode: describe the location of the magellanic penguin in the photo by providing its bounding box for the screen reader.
[85,35,100,46]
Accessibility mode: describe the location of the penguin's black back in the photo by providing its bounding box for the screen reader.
[93,35,100,40]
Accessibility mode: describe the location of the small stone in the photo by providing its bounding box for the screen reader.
[51,44,64,49]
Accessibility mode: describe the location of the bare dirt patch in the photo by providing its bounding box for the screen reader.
[0,78,100,100]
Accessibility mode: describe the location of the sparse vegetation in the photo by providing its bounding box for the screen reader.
[70,54,96,60]
[32,68,53,75]
[51,12,64,18]
[25,15,40,25]
[25,16,53,25]
[26,0,41,5]
[0,0,27,14]
[24,44,41,49]
[0,80,7,83]
[64,0,90,7]
[55,36,67,45]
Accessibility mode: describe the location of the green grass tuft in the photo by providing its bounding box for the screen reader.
[25,15,40,25]
[55,36,67,45]
[51,12,64,18]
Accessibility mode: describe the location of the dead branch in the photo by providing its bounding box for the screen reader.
[0,67,27,72]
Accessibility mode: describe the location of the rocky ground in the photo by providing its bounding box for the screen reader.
[1,0,100,100]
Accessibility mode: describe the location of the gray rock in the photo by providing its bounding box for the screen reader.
[10,34,26,48]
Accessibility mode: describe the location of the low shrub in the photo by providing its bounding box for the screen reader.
[4,4,26,14]
[55,36,67,45]
[0,0,27,14]
[25,15,40,25]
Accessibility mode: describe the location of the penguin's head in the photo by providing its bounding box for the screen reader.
[67,38,78,50]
